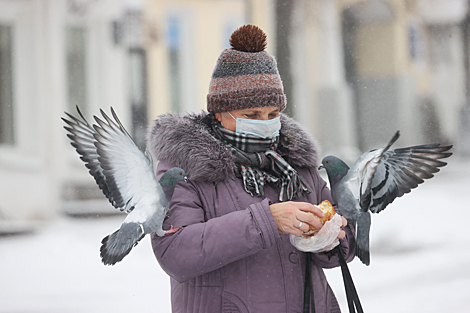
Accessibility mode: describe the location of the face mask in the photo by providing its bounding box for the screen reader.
[228,112,281,139]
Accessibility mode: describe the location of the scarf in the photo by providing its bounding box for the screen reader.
[207,115,311,202]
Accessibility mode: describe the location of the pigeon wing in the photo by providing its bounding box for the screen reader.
[62,107,119,208]
[92,108,161,214]
[369,144,452,213]
[347,131,400,211]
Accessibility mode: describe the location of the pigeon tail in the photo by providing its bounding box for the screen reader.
[100,222,145,265]
[355,211,371,266]
[355,243,370,267]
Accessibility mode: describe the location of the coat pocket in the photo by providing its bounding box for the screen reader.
[222,291,249,313]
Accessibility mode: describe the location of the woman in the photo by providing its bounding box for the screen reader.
[148,25,355,313]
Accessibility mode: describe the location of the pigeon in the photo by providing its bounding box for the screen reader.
[319,131,452,265]
[62,107,187,265]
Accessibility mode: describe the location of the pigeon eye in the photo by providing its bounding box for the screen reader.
[179,172,182,175]
[325,161,329,164]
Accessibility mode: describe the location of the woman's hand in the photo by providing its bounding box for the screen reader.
[269,201,324,236]
[337,216,348,239]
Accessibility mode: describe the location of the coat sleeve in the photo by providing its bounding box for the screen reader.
[307,167,356,268]
[151,161,281,283]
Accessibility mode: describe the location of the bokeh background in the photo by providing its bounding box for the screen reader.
[1,0,469,312]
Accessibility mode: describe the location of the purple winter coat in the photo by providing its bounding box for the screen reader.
[147,112,355,313]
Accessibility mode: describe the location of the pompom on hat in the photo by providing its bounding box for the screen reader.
[207,25,287,113]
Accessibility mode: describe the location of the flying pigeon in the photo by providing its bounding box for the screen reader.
[319,131,452,265]
[62,107,187,265]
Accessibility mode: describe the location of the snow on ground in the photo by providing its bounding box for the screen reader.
[0,215,171,313]
[1,159,469,313]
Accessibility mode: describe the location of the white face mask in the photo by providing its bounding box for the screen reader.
[228,112,281,139]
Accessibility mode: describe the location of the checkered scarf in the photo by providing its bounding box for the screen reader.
[209,115,311,202]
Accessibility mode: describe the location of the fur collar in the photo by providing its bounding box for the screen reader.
[147,112,319,183]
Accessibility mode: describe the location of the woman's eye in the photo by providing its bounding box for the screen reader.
[244,114,256,119]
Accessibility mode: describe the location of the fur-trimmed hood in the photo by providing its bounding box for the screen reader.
[146,112,319,183]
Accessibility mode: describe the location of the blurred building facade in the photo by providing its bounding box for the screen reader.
[144,0,470,157]
[296,0,469,158]
[0,0,149,229]
[274,0,469,159]
[0,0,468,227]
[143,0,276,117]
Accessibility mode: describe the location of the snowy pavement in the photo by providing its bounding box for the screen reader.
[1,158,470,313]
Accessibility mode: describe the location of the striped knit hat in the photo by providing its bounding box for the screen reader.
[207,25,287,113]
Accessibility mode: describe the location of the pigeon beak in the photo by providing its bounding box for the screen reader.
[184,176,188,183]
[318,164,324,171]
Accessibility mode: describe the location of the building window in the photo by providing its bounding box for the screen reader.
[129,48,147,150]
[167,16,181,112]
[0,25,14,145]
[409,24,425,63]
[66,26,88,115]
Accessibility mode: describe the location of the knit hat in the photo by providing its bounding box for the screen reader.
[207,25,287,113]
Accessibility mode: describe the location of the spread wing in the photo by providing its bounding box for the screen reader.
[63,107,160,213]
[62,107,118,208]
[347,131,400,211]
[92,108,160,213]
[369,143,452,213]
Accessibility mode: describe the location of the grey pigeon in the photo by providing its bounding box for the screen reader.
[319,131,452,265]
[62,107,187,265]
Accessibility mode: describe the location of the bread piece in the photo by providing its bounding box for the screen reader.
[303,200,336,237]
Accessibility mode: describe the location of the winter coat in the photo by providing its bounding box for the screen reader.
[147,112,356,313]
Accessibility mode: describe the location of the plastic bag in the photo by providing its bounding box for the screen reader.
[290,213,343,253]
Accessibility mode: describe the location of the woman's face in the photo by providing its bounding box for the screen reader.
[214,106,280,132]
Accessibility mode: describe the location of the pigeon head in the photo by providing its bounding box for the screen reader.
[160,167,187,186]
[159,167,188,200]
[318,156,350,188]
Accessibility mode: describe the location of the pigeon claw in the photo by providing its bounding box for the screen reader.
[165,225,181,236]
